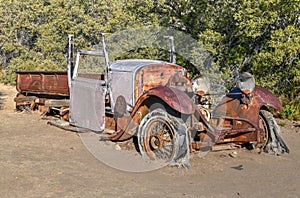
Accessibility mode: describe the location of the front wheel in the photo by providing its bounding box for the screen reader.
[137,109,190,167]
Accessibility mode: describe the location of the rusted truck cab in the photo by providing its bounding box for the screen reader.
[70,48,191,129]
[69,49,192,133]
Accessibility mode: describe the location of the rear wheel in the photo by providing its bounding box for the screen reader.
[258,110,269,148]
[259,110,289,154]
[137,109,189,167]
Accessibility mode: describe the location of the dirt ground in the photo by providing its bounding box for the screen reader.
[1,83,300,198]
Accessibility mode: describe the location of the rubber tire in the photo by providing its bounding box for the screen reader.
[137,109,189,167]
[260,109,289,154]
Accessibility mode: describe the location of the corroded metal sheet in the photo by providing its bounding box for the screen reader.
[134,63,190,101]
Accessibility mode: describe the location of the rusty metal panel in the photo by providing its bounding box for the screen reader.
[69,77,105,132]
[134,63,188,100]
[16,70,69,96]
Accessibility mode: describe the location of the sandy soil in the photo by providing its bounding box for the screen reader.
[0,83,300,198]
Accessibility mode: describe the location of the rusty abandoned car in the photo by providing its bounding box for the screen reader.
[14,35,289,167]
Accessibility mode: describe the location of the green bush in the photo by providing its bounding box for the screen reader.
[0,67,16,85]
[280,100,300,121]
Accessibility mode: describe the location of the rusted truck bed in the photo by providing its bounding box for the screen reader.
[15,70,70,117]
[16,70,69,96]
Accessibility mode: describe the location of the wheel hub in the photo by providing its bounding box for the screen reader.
[150,135,162,150]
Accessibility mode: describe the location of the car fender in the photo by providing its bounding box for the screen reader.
[252,86,283,111]
[138,86,196,115]
[109,86,196,141]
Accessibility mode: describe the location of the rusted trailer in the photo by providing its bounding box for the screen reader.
[14,70,69,117]
[15,70,69,96]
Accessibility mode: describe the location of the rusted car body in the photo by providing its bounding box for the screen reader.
[15,35,289,167]
[67,41,288,167]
